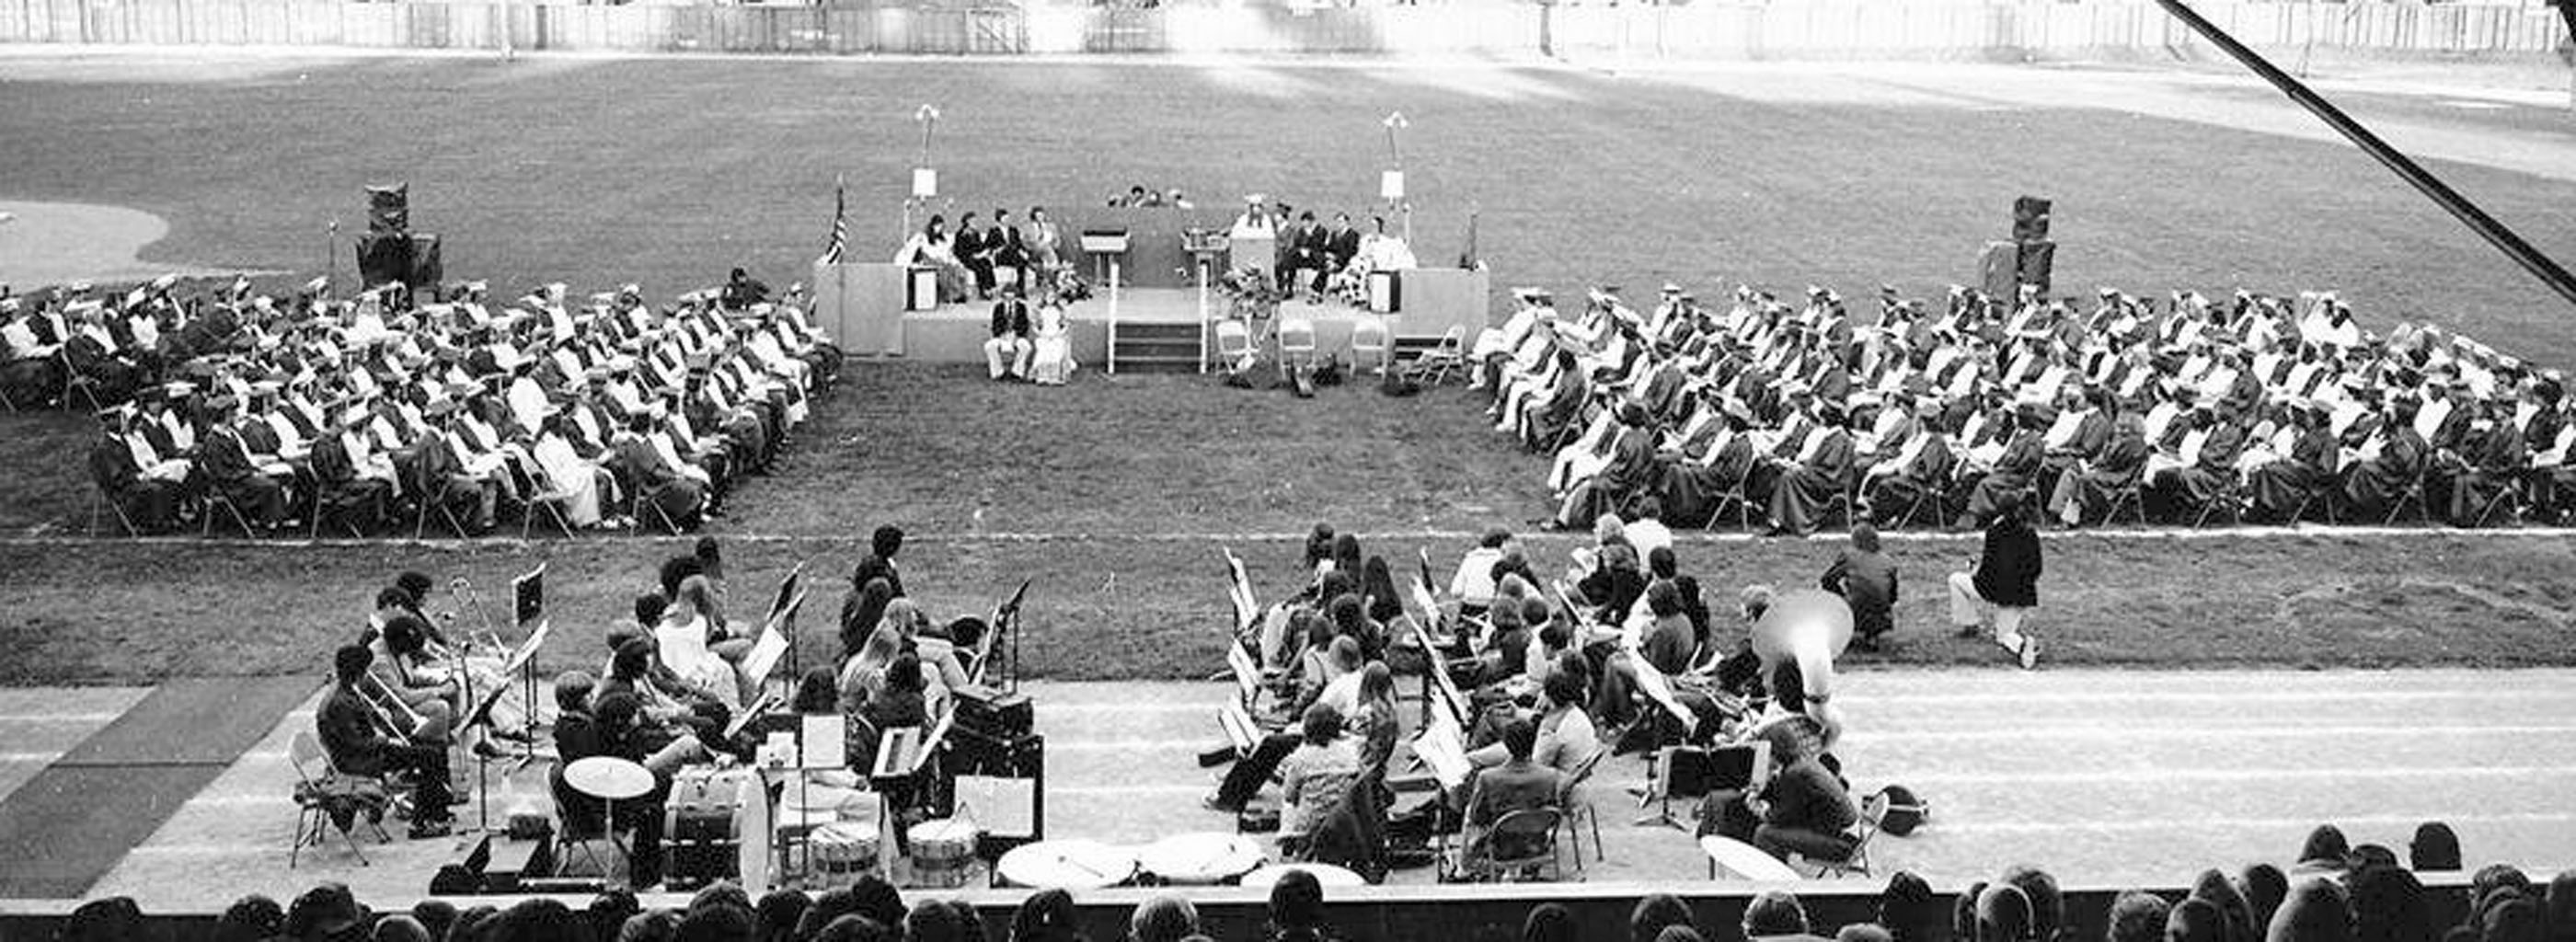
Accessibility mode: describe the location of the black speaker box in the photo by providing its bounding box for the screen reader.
[2016,240,2055,294]
[949,728,1044,778]
[409,233,443,289]
[2012,195,2052,241]
[357,233,412,289]
[368,183,409,234]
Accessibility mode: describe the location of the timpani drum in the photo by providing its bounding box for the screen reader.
[996,840,1139,890]
[1239,863,1367,890]
[1138,832,1265,886]
[908,818,982,889]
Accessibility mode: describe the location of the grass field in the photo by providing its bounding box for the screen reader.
[6,54,2576,684]
[2,55,2573,356]
[8,364,2576,685]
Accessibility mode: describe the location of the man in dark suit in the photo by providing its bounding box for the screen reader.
[1747,721,1857,866]
[1282,211,1331,295]
[954,212,995,300]
[1324,213,1361,277]
[316,644,453,838]
[1459,717,1566,862]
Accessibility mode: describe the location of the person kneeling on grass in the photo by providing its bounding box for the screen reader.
[1821,523,1898,651]
[1948,488,2043,669]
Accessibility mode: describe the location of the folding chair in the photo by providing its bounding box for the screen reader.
[1445,808,1566,883]
[2384,466,2432,525]
[288,730,389,867]
[201,491,260,538]
[2189,476,2246,530]
[87,488,140,537]
[2468,477,2525,529]
[1796,790,1888,879]
[1403,327,1467,386]
[2101,476,2151,528]
[1350,317,1392,376]
[519,464,581,539]
[1558,750,1608,872]
[1698,477,1758,532]
[57,351,105,413]
[310,482,381,540]
[413,488,472,539]
[1215,319,1255,370]
[1277,317,1317,370]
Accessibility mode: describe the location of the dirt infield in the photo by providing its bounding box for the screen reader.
[0,200,240,288]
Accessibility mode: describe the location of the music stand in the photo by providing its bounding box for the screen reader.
[981,579,1031,693]
[763,560,809,695]
[1626,649,1705,830]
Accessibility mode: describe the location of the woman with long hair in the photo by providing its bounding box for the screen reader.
[1359,556,1405,629]
[894,214,971,304]
[657,574,741,709]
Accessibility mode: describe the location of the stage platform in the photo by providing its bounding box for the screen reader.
[810,263,1492,367]
[894,289,1429,367]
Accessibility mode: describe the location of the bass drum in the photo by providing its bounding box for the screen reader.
[664,764,754,890]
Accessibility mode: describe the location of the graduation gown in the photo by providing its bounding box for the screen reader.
[2249,428,2340,518]
[1558,427,1661,525]
[1765,429,1855,534]
[2343,426,2428,515]
[90,434,174,530]
[2448,423,2527,524]
[1960,430,2044,525]
[2049,433,2149,523]
[2169,421,2248,507]
[1660,434,1758,526]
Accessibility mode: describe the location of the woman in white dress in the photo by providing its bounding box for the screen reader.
[893,214,972,304]
[1029,297,1075,385]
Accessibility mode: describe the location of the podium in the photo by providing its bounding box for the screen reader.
[1228,234,1275,278]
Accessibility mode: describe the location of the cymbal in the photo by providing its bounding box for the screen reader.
[1242,863,1366,889]
[564,755,654,800]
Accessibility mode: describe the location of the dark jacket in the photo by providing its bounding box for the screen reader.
[1972,516,2042,608]
[852,554,904,599]
[316,684,388,777]
[1760,757,1857,835]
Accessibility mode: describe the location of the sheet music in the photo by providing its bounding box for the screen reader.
[1415,712,1472,791]
[802,713,846,769]
[1218,700,1258,753]
[740,617,792,688]
[872,727,921,778]
[724,688,783,740]
[1226,641,1261,706]
[952,775,1037,838]
[766,561,806,626]
[1628,653,1696,728]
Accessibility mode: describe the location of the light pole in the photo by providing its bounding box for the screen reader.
[1381,110,1412,246]
[905,104,942,241]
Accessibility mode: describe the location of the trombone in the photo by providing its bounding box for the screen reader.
[358,671,426,746]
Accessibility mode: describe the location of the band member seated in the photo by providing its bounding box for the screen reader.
[1467,668,1601,781]
[1276,703,1363,852]
[370,615,464,745]
[1742,721,1858,865]
[554,683,669,888]
[318,644,454,838]
[1457,717,1568,863]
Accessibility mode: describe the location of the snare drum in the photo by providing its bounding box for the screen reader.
[996,839,1139,890]
[811,821,880,879]
[907,818,982,889]
[1138,832,1264,886]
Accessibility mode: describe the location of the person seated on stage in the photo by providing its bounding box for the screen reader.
[1277,702,1363,848]
[953,211,997,301]
[1229,195,1277,239]
[856,654,931,771]
[1457,717,1568,864]
[893,214,970,304]
[983,287,1034,382]
[1820,524,1898,651]
[1282,211,1331,297]
[1324,213,1362,281]
[369,615,464,745]
[1741,719,1858,866]
[318,644,454,839]
[1209,634,1362,814]
[556,690,672,888]
[1468,666,1601,780]
[1447,527,1513,619]
[594,637,722,767]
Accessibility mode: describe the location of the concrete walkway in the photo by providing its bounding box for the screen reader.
[0,667,2559,909]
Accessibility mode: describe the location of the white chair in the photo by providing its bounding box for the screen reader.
[1278,317,1317,368]
[1216,319,1256,369]
[1351,317,1392,375]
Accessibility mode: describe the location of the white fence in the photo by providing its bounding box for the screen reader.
[0,0,2566,58]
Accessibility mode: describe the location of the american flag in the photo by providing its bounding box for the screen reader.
[816,174,847,266]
